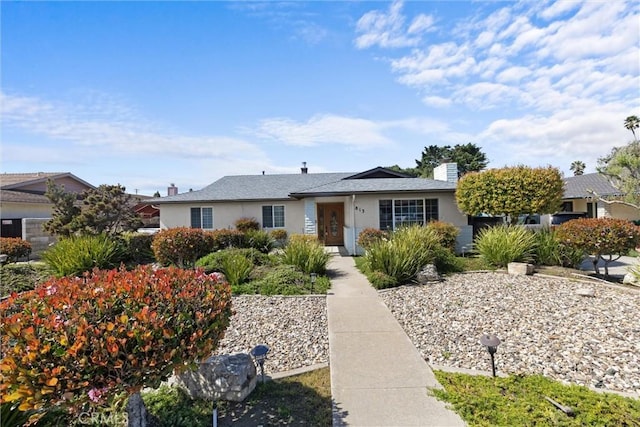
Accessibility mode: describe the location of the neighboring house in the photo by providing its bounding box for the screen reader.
[155,163,471,255]
[0,172,95,238]
[562,173,639,221]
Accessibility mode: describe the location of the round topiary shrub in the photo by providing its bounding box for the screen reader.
[151,227,214,268]
[234,217,260,232]
[0,237,32,263]
[426,221,459,253]
[0,265,232,418]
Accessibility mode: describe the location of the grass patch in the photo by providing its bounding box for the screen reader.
[432,371,640,426]
[457,255,495,271]
[140,367,332,427]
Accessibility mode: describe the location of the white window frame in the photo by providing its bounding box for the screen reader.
[190,207,213,229]
[262,205,285,228]
[378,198,439,231]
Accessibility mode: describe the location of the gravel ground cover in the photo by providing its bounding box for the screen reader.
[214,295,329,374]
[379,272,640,394]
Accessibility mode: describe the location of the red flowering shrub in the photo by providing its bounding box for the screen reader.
[426,221,459,252]
[234,217,260,232]
[208,229,246,251]
[151,227,214,268]
[0,237,32,263]
[357,228,389,250]
[0,266,232,414]
[555,218,640,276]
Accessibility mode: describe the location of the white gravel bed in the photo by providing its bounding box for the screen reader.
[214,295,329,374]
[379,272,640,394]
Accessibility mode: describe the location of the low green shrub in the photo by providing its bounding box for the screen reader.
[234,217,260,232]
[367,270,398,290]
[142,385,211,427]
[363,225,441,285]
[282,238,330,274]
[151,227,213,268]
[250,265,327,295]
[0,263,52,296]
[475,225,536,268]
[119,232,155,264]
[195,248,273,273]
[42,234,123,277]
[426,221,459,253]
[432,246,464,274]
[245,229,275,253]
[0,237,32,263]
[208,229,246,251]
[357,228,389,250]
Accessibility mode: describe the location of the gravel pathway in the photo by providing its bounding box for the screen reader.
[379,272,640,394]
[214,295,329,374]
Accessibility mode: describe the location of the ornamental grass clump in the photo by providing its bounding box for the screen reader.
[282,236,330,274]
[0,265,232,420]
[363,225,441,287]
[475,225,536,268]
[42,234,123,277]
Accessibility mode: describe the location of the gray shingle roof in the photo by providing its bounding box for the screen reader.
[155,172,456,204]
[290,178,456,197]
[563,173,622,199]
[155,172,354,203]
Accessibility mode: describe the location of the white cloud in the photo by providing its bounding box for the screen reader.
[354,0,434,49]
[253,114,392,148]
[0,91,265,161]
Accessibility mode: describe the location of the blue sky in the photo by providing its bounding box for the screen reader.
[2,1,639,196]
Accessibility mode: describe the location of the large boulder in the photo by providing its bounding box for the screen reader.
[175,353,257,402]
[507,262,534,275]
[416,264,440,284]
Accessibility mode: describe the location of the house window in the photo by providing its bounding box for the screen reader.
[561,201,573,212]
[190,207,213,229]
[379,199,439,230]
[262,205,285,228]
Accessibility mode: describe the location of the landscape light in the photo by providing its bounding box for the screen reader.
[479,334,501,377]
[250,344,270,384]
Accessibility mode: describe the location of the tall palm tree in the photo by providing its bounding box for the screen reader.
[570,160,586,176]
[624,115,639,140]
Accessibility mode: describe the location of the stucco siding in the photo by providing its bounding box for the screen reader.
[1,202,52,219]
[159,200,308,234]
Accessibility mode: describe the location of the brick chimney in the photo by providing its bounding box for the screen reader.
[301,162,308,174]
[167,183,178,196]
[433,163,458,183]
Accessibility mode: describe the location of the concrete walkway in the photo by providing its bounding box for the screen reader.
[327,255,465,426]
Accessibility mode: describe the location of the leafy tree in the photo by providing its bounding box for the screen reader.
[43,180,81,238]
[385,164,419,177]
[75,185,144,236]
[45,183,143,237]
[570,160,586,176]
[456,166,564,223]
[414,143,488,178]
[593,116,640,210]
[555,218,640,276]
[153,190,161,198]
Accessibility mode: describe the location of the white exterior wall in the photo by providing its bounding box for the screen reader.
[1,202,52,218]
[159,192,471,255]
[159,200,308,234]
[569,199,639,221]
